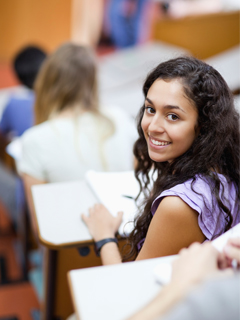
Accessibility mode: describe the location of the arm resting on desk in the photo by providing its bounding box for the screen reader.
[82,203,123,264]
[82,197,205,265]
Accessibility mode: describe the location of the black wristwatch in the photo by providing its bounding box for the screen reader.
[95,238,118,256]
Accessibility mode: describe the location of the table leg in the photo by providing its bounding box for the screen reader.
[41,248,57,320]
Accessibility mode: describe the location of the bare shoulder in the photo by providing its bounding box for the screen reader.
[136,196,206,260]
[157,196,196,218]
[150,196,203,240]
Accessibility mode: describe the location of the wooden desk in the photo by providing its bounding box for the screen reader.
[67,222,240,320]
[152,11,240,59]
[68,255,177,320]
[31,181,100,320]
[32,181,96,248]
[29,172,240,320]
[32,180,129,320]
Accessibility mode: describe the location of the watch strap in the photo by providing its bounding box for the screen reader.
[95,238,118,256]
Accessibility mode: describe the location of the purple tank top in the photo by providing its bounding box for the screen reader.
[151,174,239,240]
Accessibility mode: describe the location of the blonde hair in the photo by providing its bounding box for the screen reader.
[35,43,100,123]
[34,43,114,169]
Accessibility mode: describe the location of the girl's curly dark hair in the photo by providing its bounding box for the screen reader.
[124,56,240,261]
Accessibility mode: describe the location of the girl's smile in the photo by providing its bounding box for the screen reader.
[148,136,171,147]
[141,79,198,163]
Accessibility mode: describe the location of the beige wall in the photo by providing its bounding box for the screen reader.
[0,0,71,62]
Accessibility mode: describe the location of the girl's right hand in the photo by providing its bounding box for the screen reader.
[81,204,123,242]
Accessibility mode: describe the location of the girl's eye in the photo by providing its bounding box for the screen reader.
[145,106,155,114]
[167,114,179,121]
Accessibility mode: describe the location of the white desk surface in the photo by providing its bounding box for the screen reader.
[68,222,240,320]
[99,42,240,118]
[98,41,188,118]
[32,180,98,248]
[205,45,240,92]
[68,255,177,320]
[98,41,188,91]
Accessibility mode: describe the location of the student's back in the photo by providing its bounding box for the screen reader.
[20,105,136,182]
[18,43,137,186]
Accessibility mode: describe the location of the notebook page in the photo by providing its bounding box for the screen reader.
[85,170,142,235]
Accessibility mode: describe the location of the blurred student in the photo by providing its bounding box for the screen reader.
[0,46,46,139]
[106,0,150,48]
[128,238,240,320]
[71,0,104,47]
[0,46,46,225]
[18,43,137,231]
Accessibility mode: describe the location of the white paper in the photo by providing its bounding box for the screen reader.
[85,170,143,235]
[153,262,174,285]
[212,223,240,251]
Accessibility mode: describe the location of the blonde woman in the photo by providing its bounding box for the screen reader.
[18,43,137,225]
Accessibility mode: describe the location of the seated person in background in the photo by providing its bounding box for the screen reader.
[18,43,137,230]
[128,238,240,320]
[106,0,150,48]
[82,56,240,264]
[0,45,46,139]
[0,46,46,226]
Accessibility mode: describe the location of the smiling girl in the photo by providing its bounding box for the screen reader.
[82,56,240,264]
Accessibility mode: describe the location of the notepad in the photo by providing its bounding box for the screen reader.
[154,223,240,285]
[85,170,143,235]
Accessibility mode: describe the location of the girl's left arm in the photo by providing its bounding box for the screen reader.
[136,196,206,260]
[82,196,206,265]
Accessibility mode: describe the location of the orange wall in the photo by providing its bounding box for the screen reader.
[0,0,71,62]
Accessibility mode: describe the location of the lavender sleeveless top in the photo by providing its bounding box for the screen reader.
[151,174,239,240]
